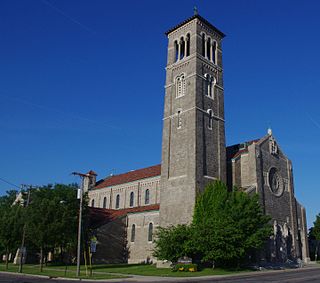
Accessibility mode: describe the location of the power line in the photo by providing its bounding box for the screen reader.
[41,0,97,34]
[0,177,20,189]
[0,93,120,130]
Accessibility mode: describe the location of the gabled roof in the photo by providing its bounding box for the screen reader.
[226,139,260,160]
[95,164,161,189]
[165,14,225,38]
[89,204,160,228]
[87,170,97,176]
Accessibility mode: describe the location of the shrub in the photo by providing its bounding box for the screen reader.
[172,263,198,272]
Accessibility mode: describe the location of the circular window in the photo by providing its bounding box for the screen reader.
[268,167,284,197]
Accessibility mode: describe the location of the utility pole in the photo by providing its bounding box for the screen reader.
[18,185,32,273]
[72,172,90,277]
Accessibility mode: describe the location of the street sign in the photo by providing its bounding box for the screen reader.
[90,236,97,253]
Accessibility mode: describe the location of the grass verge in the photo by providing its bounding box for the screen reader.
[0,262,252,278]
[47,263,251,277]
[0,263,126,280]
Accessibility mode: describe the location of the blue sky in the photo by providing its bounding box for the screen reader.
[0,0,319,227]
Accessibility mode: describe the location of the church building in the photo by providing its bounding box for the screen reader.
[87,13,309,264]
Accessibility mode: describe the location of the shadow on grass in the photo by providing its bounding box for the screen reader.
[92,263,144,270]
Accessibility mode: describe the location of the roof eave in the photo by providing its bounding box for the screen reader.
[165,15,225,38]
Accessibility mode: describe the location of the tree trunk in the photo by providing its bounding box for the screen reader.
[5,248,9,270]
[40,247,43,272]
[60,245,64,264]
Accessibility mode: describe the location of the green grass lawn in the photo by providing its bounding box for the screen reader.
[44,263,251,277]
[0,262,251,278]
[92,264,251,277]
[0,263,125,280]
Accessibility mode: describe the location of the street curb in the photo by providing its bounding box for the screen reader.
[0,270,51,279]
[0,270,131,281]
[0,265,320,282]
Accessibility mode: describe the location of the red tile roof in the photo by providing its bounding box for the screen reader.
[95,164,161,189]
[89,204,160,228]
[108,204,160,218]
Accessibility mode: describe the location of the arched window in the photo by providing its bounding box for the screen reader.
[204,74,215,99]
[174,40,179,62]
[116,194,120,209]
[130,192,134,207]
[145,189,150,205]
[182,75,186,95]
[212,41,217,64]
[103,197,107,209]
[176,74,186,98]
[131,224,136,242]
[176,76,181,97]
[177,110,182,129]
[207,109,213,130]
[180,37,185,60]
[207,37,211,60]
[201,33,206,57]
[186,33,190,57]
[91,199,95,207]
[148,223,153,242]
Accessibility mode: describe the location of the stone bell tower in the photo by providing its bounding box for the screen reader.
[159,13,226,226]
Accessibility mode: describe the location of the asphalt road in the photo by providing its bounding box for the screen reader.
[1,267,320,283]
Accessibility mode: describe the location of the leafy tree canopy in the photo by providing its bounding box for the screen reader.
[310,214,320,241]
[192,181,271,266]
[153,181,272,267]
[0,190,25,268]
[153,225,193,263]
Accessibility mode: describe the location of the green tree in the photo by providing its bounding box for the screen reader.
[311,214,320,241]
[48,184,79,261]
[153,181,272,268]
[153,224,193,263]
[192,181,271,267]
[0,191,25,270]
[309,214,320,261]
[26,184,79,271]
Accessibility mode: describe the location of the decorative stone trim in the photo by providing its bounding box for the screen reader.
[268,167,284,197]
[162,106,225,122]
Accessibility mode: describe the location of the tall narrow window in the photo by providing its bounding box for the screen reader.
[177,110,182,129]
[212,41,217,64]
[207,37,211,60]
[180,37,185,60]
[148,223,153,242]
[176,74,186,98]
[130,192,134,207]
[186,34,190,57]
[145,189,150,205]
[131,224,136,242]
[204,73,209,96]
[176,76,182,97]
[212,77,216,99]
[116,194,120,209]
[103,197,107,209]
[201,34,206,57]
[182,75,186,96]
[204,74,215,99]
[174,40,179,62]
[91,199,95,207]
[207,109,213,130]
[208,77,212,98]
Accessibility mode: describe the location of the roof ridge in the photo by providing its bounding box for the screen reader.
[165,14,225,37]
[94,164,161,189]
[107,164,160,178]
